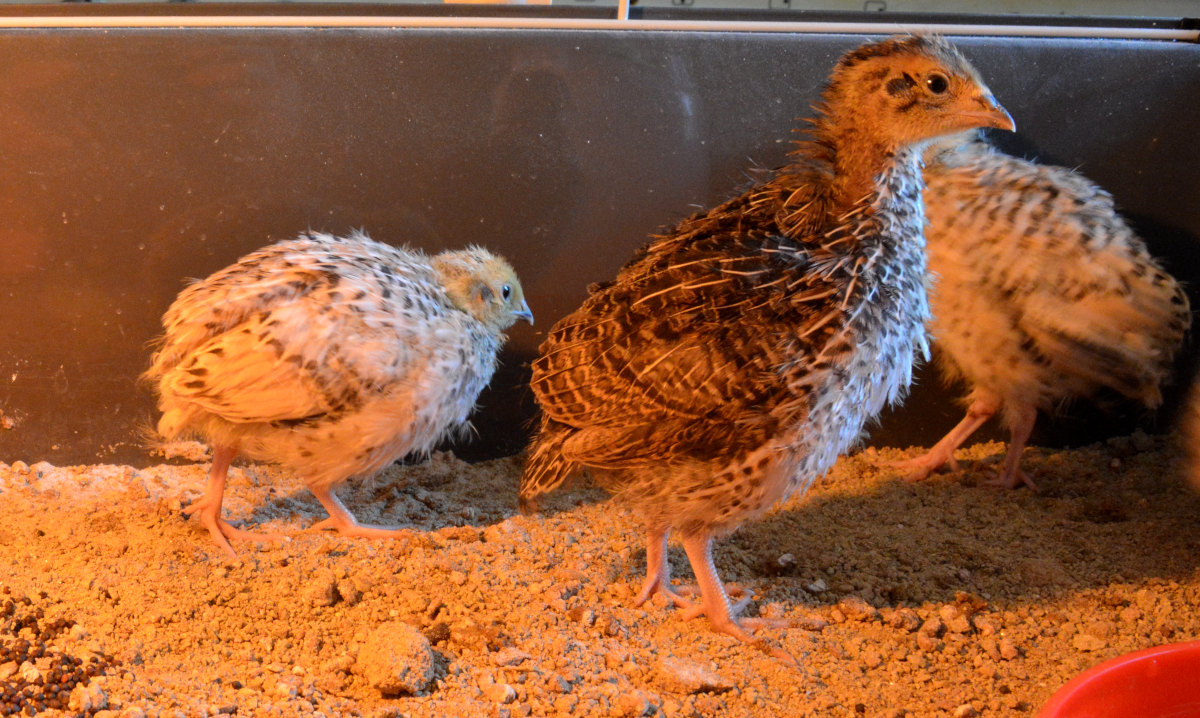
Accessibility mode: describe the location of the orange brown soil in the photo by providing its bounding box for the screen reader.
[1,434,1198,717]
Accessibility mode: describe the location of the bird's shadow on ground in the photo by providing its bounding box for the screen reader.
[224,453,532,537]
[710,443,1200,613]
[210,436,1200,617]
[493,437,1200,614]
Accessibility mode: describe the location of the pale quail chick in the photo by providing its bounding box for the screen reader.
[145,230,533,559]
[520,36,1013,651]
[898,134,1190,489]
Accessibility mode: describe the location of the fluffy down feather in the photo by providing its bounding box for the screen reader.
[520,35,1014,655]
[898,133,1190,489]
[146,230,532,558]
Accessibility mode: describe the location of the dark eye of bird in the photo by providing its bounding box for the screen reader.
[926,73,949,94]
[502,284,512,300]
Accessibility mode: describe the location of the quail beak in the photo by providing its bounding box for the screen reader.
[513,299,534,326]
[958,92,1016,132]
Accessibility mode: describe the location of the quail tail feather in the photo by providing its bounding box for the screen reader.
[519,420,577,514]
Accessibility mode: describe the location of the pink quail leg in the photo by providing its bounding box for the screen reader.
[988,403,1038,490]
[308,485,414,539]
[183,444,285,559]
[678,532,796,664]
[632,526,753,618]
[894,392,1000,480]
[633,526,694,610]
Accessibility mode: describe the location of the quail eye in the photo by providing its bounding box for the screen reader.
[501,284,512,301]
[926,73,949,94]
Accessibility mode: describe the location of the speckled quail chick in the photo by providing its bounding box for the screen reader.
[896,133,1190,489]
[145,230,532,559]
[519,36,1013,652]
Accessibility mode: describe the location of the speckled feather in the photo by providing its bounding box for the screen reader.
[520,36,1012,540]
[922,135,1189,454]
[146,230,528,491]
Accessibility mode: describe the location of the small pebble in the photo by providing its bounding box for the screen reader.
[482,680,518,704]
[655,656,734,694]
[336,579,363,606]
[1072,633,1106,652]
[888,608,922,633]
[304,574,339,608]
[860,649,884,669]
[972,615,999,636]
[938,605,972,634]
[919,617,946,638]
[916,632,941,653]
[567,607,596,626]
[839,597,880,622]
[795,616,830,632]
[354,621,435,695]
[617,690,657,717]
[492,647,533,667]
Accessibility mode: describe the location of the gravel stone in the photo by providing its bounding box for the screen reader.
[655,656,734,694]
[972,614,999,636]
[336,578,363,607]
[916,632,942,653]
[481,680,517,704]
[304,572,340,608]
[1072,632,1107,652]
[860,649,884,669]
[918,616,946,638]
[492,647,533,667]
[68,682,108,712]
[887,607,922,632]
[938,605,972,634]
[839,596,880,622]
[354,621,435,696]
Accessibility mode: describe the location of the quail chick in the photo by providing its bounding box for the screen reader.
[519,36,1013,650]
[897,133,1190,489]
[145,230,533,559]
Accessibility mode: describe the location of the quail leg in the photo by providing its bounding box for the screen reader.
[184,444,285,559]
[633,526,693,610]
[678,532,795,664]
[989,403,1038,490]
[894,393,1000,480]
[634,527,753,615]
[308,485,414,539]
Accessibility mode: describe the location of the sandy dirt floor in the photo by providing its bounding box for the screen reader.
[1,432,1198,717]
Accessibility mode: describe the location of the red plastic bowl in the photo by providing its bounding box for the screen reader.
[1039,641,1200,717]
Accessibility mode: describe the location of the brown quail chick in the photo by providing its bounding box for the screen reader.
[519,36,1013,652]
[145,230,532,559]
[897,133,1190,490]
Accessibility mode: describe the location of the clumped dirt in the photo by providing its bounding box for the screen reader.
[1,433,1198,717]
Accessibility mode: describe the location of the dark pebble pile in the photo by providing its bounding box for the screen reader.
[1,587,115,717]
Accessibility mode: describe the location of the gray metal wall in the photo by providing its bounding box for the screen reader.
[1,20,1197,465]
